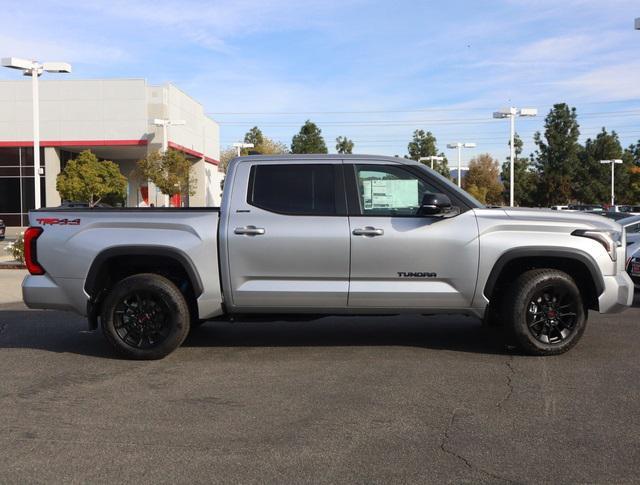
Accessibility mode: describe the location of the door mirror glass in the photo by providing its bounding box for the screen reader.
[418,193,452,216]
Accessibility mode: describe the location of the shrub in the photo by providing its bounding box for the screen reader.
[5,233,25,263]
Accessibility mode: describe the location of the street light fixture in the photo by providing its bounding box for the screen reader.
[232,142,254,156]
[493,106,537,207]
[600,159,623,206]
[418,155,444,170]
[635,17,640,29]
[446,142,476,187]
[152,118,186,153]
[2,57,72,210]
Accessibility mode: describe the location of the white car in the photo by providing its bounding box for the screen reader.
[618,216,640,245]
[626,240,640,288]
[550,205,569,211]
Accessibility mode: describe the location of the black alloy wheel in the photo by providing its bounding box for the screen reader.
[113,291,172,349]
[526,285,579,345]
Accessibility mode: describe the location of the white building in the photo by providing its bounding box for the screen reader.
[0,78,223,226]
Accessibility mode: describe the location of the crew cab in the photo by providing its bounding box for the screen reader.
[22,155,634,359]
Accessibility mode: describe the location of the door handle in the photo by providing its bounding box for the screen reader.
[234,225,265,236]
[352,227,384,237]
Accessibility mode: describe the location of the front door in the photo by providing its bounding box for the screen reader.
[227,160,350,309]
[347,163,479,308]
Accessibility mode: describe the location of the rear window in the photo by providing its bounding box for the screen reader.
[248,164,337,215]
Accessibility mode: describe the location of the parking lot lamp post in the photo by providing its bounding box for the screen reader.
[600,159,623,206]
[152,118,186,153]
[493,107,537,207]
[1,57,71,210]
[446,143,476,187]
[419,155,444,170]
[232,142,254,157]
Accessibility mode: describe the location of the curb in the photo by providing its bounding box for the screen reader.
[0,263,26,270]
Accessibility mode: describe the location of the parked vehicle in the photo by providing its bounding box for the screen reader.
[22,155,634,359]
[568,204,604,212]
[550,205,569,211]
[0,218,4,241]
[618,216,640,245]
[626,240,640,288]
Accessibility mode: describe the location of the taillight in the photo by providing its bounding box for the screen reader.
[24,227,45,275]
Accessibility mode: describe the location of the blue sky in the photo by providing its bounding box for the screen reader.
[2,0,640,164]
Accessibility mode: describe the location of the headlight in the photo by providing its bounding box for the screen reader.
[572,229,622,261]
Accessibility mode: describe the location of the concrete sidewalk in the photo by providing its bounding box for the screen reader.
[0,269,27,305]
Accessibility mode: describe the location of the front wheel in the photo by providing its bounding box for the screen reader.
[504,269,587,356]
[101,273,190,360]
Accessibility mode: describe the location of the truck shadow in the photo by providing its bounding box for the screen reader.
[0,307,513,358]
[183,314,513,355]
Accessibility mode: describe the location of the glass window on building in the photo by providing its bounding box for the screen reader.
[0,147,46,226]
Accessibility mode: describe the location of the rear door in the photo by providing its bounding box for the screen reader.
[346,162,479,308]
[226,160,350,309]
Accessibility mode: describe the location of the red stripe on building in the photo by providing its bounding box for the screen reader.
[168,141,219,165]
[0,139,149,147]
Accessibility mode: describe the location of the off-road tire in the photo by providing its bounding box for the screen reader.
[101,273,190,360]
[504,269,587,356]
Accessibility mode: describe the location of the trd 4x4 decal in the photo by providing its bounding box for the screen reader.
[36,218,81,226]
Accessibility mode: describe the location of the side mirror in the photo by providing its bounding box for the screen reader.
[419,193,452,215]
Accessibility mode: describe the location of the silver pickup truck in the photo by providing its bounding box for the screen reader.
[22,154,634,359]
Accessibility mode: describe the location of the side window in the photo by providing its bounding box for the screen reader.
[354,164,437,216]
[248,164,336,215]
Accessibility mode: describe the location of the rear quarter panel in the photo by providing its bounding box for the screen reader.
[29,209,223,318]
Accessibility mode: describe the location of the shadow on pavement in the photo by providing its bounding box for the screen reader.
[0,307,512,358]
[184,315,512,356]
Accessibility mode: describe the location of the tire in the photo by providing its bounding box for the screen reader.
[101,273,190,360]
[503,269,587,356]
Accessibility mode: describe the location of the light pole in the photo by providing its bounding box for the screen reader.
[151,118,186,207]
[600,159,623,206]
[2,57,71,210]
[232,142,254,156]
[152,118,186,153]
[493,107,537,207]
[419,155,444,170]
[446,142,476,187]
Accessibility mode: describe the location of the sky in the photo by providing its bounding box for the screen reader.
[2,0,640,165]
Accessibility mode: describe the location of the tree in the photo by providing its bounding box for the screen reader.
[406,129,450,178]
[625,140,640,202]
[335,136,354,154]
[463,153,504,205]
[244,126,265,147]
[499,133,539,206]
[56,150,126,207]
[219,147,237,173]
[219,128,289,173]
[575,128,628,205]
[533,103,581,206]
[137,149,196,201]
[291,120,328,154]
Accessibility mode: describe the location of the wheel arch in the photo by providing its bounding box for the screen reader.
[484,247,605,311]
[84,246,204,329]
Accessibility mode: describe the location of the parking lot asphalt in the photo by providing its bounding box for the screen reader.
[0,302,639,484]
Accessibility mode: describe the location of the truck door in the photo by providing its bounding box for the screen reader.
[346,162,479,308]
[225,160,350,309]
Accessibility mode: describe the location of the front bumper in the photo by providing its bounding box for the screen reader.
[598,272,634,313]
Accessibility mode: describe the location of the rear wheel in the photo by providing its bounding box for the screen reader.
[504,269,587,356]
[101,273,190,360]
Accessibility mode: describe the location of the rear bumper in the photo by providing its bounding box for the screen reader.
[598,272,634,313]
[22,274,87,314]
